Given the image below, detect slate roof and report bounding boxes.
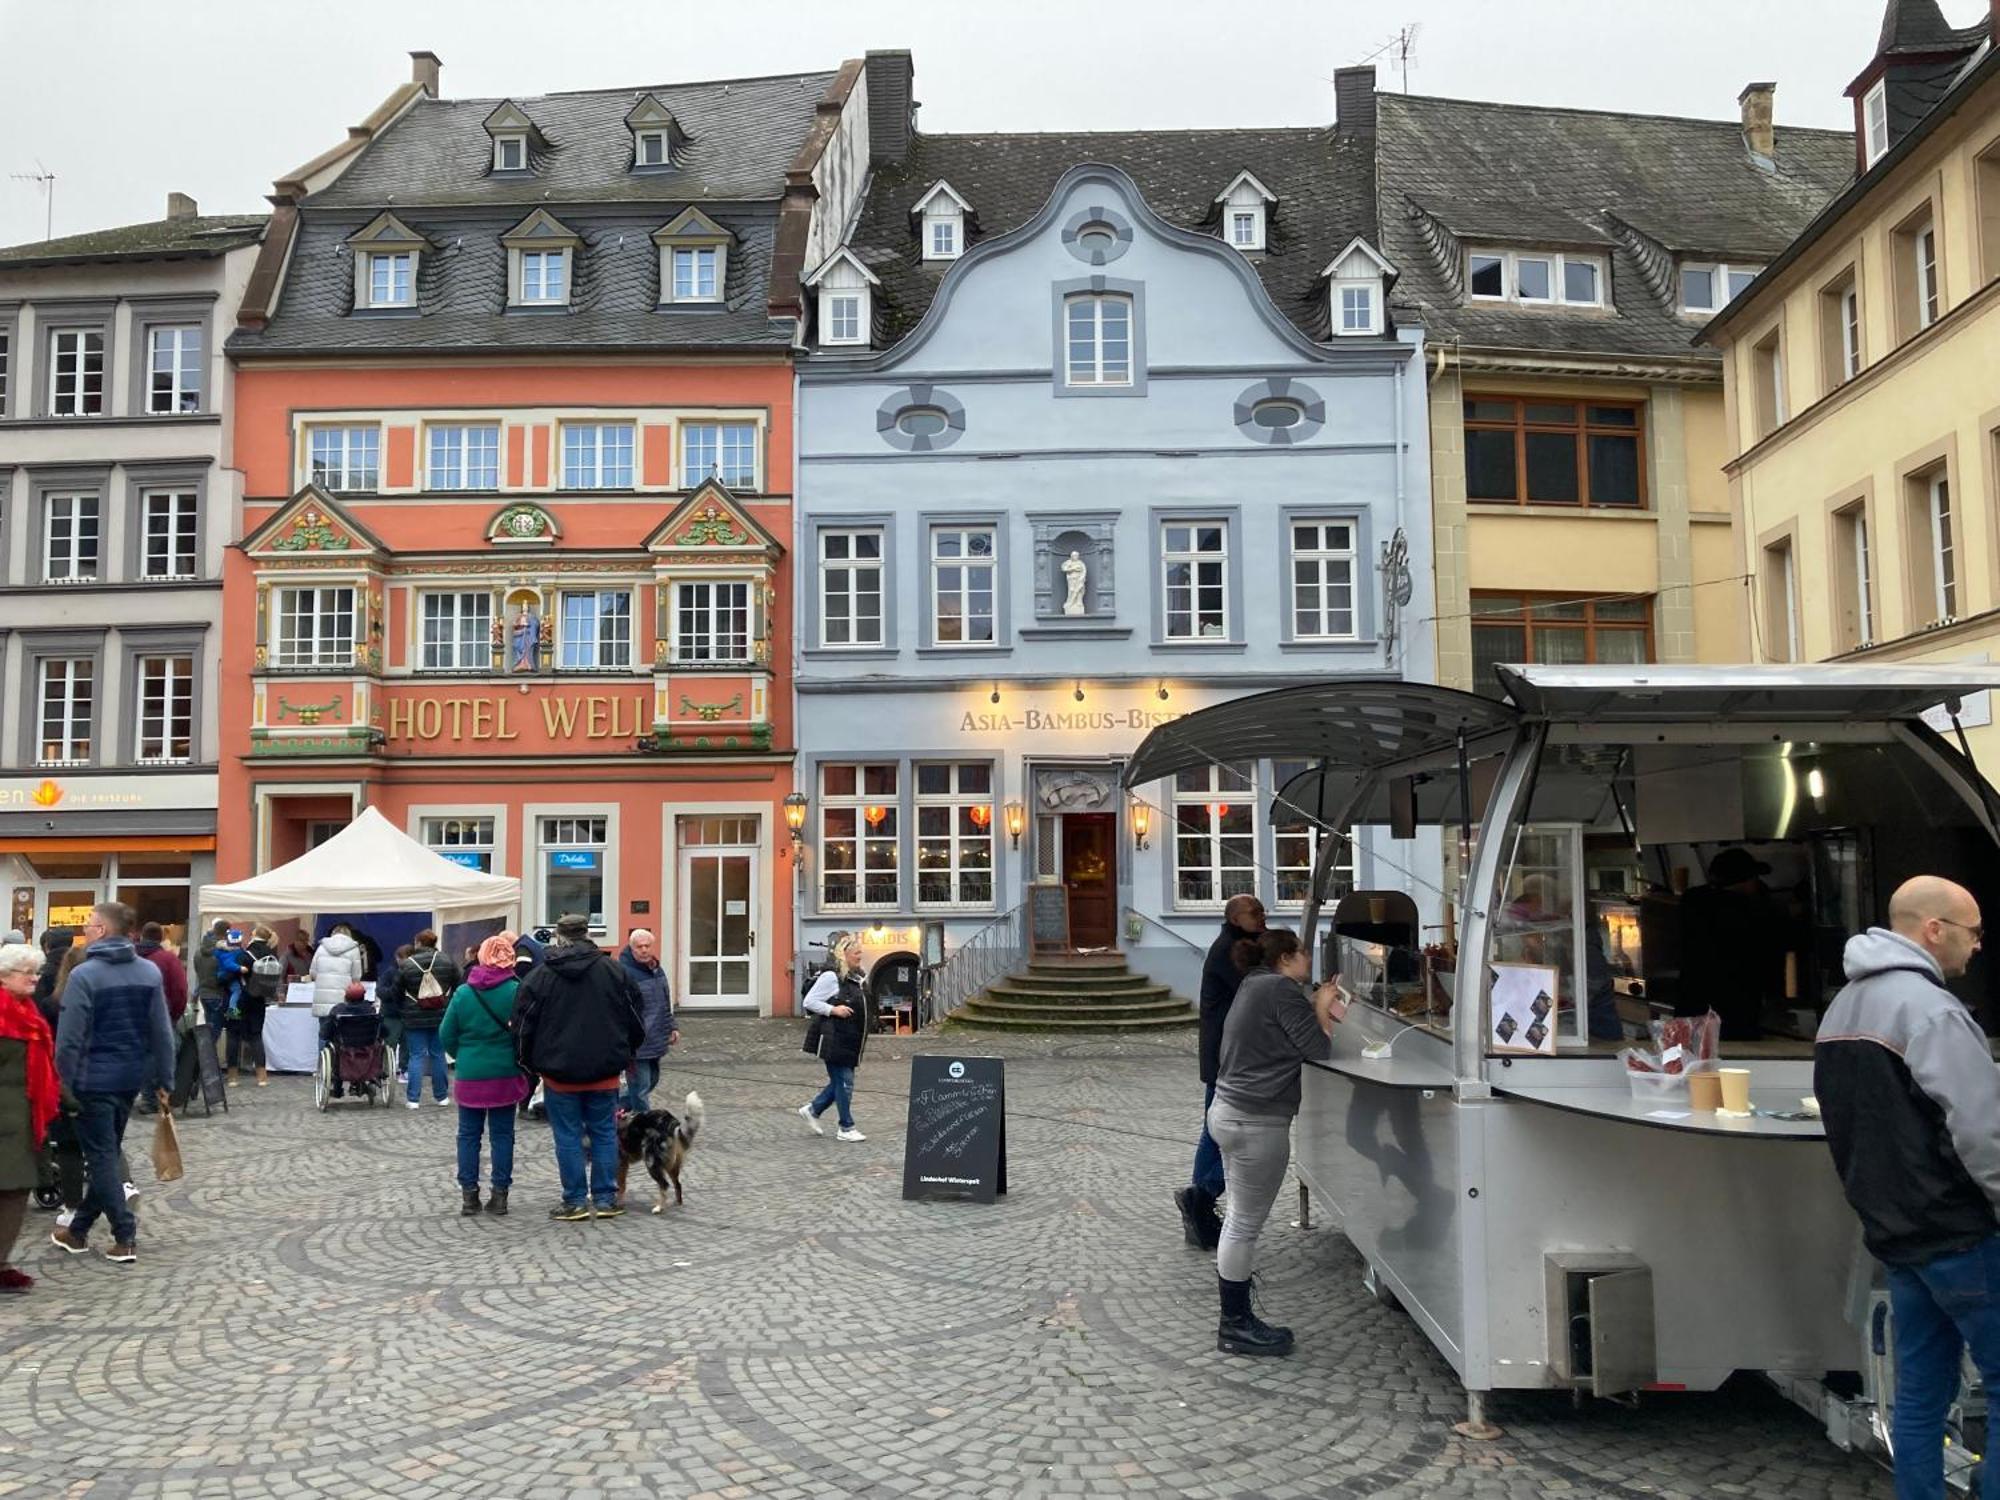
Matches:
[1372,93,1856,362]
[837,127,1375,345]
[309,70,839,209]
[1876,0,1989,56]
[233,69,839,356]
[0,213,266,269]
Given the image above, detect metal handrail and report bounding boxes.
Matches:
[924,901,1026,1023]
[1121,905,1208,955]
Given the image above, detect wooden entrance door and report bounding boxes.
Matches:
[1061,813,1117,950]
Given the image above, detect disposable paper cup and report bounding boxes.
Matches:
[1687,1071,1723,1111]
[1718,1068,1752,1113]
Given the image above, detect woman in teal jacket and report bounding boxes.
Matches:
[438,933,528,1217]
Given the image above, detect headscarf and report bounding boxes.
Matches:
[478,933,518,970]
[0,987,60,1149]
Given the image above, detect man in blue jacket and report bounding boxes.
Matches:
[617,928,678,1113]
[51,902,174,1264]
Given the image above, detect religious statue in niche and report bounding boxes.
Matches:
[1061,550,1088,616]
[509,603,541,672]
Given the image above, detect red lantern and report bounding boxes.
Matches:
[968,804,993,830]
[864,804,888,828]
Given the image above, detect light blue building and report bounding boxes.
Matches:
[791,111,1433,997]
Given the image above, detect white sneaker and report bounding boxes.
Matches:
[436,1095,451,1108]
[836,1126,867,1143]
[54,1209,75,1230]
[405,1100,420,1111]
[122,1182,139,1202]
[798,1104,824,1137]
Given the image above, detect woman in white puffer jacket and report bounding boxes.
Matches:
[308,926,369,1018]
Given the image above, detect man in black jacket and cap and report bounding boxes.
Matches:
[1177,893,1265,1249]
[515,914,644,1221]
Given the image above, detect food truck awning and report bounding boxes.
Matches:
[1495,663,2000,724]
[1123,679,1517,790]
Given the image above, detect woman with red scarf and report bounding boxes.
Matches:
[0,942,62,1291]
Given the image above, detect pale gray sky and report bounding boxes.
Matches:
[0,0,1949,246]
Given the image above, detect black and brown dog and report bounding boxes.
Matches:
[614,1091,704,1214]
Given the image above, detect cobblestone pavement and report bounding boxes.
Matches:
[2,1018,1891,1499]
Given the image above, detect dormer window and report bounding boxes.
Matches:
[1466,247,1606,308]
[624,93,683,173]
[1321,236,1394,338]
[1215,171,1277,254]
[636,131,669,167]
[653,208,733,306]
[1863,79,1889,167]
[501,209,581,309]
[493,134,527,173]
[346,212,430,315]
[1679,262,1763,316]
[913,181,972,264]
[805,248,880,350]
[483,101,545,177]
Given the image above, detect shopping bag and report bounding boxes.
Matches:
[151,1098,185,1183]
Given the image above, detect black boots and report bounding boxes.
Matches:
[1217,1276,1293,1356]
[461,1190,482,1217]
[1175,1187,1223,1250]
[485,1189,508,1217]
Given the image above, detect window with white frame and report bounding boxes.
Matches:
[1230,211,1261,249]
[915,761,994,907]
[1840,282,1862,382]
[824,291,863,345]
[1467,248,1606,307]
[366,252,414,309]
[819,762,899,908]
[273,585,356,668]
[634,129,670,168]
[43,492,99,583]
[146,325,202,413]
[135,654,193,764]
[930,525,996,645]
[140,490,197,579]
[422,815,497,872]
[36,658,93,765]
[1162,520,1228,640]
[427,424,500,490]
[419,591,493,671]
[1290,520,1358,640]
[1271,758,1357,906]
[1864,80,1889,167]
[671,246,720,302]
[1679,262,1763,315]
[674,580,751,663]
[48,328,104,415]
[1339,283,1377,335]
[0,330,10,411]
[493,134,527,173]
[819,528,884,647]
[557,590,632,670]
[518,249,568,305]
[561,423,634,489]
[308,426,380,491]
[680,422,756,489]
[540,816,607,929]
[1065,293,1133,386]
[1928,471,1957,621]
[1172,764,1256,907]
[926,215,960,260]
[1917,223,1941,329]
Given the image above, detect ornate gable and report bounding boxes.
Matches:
[645,480,782,558]
[485,502,563,546]
[242,486,387,559]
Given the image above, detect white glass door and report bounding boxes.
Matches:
[679,843,757,1009]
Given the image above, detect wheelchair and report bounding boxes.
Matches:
[315,1011,393,1111]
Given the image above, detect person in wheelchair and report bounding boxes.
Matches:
[319,984,384,1101]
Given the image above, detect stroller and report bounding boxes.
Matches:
[316,1004,392,1110]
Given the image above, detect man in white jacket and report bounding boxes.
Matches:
[308,927,369,1018]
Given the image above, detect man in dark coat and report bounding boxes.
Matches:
[617,928,678,1113]
[133,924,189,1117]
[1676,847,1784,1041]
[1178,893,1266,1249]
[516,915,644,1220]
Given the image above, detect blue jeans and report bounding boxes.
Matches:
[1886,1233,2000,1500]
[202,997,227,1040]
[809,1063,856,1129]
[543,1088,619,1207]
[623,1058,661,1114]
[69,1092,137,1246]
[456,1104,517,1192]
[1192,1081,1225,1198]
[404,1027,448,1103]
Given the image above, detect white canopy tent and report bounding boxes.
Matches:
[196,806,520,924]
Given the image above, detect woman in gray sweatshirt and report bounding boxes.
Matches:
[1207,927,1344,1356]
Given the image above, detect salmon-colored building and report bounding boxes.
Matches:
[220,52,887,1013]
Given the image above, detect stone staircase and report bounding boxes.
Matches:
[952,952,1198,1031]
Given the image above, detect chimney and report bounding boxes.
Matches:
[409,50,442,96]
[166,192,198,221]
[1336,66,1377,136]
[864,50,915,167]
[1739,81,1777,160]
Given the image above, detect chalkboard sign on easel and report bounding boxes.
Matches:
[1028,883,1070,955]
[191,1028,228,1116]
[901,1055,1006,1203]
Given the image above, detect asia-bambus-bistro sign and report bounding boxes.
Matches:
[384,689,653,746]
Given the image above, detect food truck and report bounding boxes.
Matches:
[1125,665,2000,1475]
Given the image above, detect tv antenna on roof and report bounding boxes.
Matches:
[9,162,54,241]
[1351,24,1421,94]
